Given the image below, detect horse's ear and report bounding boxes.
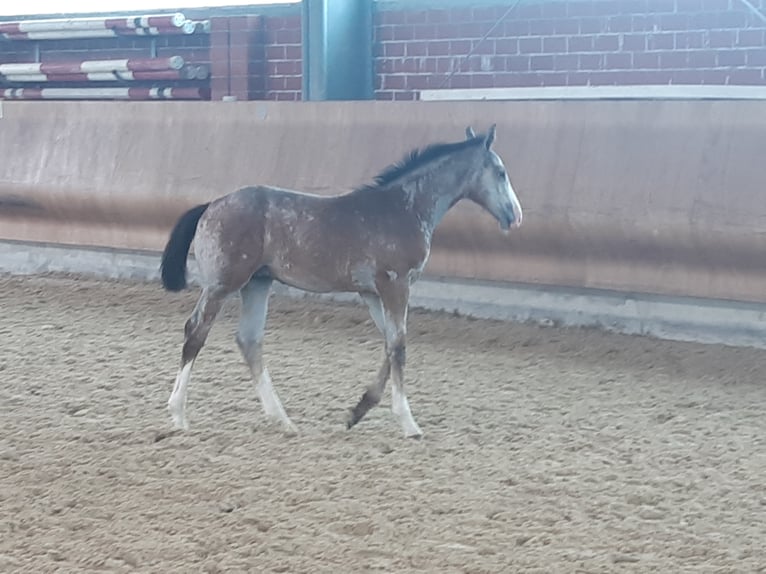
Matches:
[485,123,497,149]
[465,126,476,139]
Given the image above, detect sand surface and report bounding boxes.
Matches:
[1,274,765,573]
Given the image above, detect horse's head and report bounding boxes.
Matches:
[464,124,523,232]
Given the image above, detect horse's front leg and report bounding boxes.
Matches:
[346,293,391,429]
[347,284,423,438]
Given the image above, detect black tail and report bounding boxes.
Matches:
[160,203,210,292]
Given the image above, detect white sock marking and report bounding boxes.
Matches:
[168,362,193,430]
[392,385,423,438]
[257,368,296,432]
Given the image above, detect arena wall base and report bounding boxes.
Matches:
[2,240,765,351]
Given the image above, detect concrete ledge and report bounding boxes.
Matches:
[2,239,766,350]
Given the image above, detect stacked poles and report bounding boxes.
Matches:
[0,13,210,41]
[0,58,210,83]
[0,86,210,100]
[0,12,212,101]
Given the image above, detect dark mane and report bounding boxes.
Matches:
[356,135,485,192]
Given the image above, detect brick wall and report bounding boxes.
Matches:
[4,1,766,102]
[263,13,303,101]
[374,0,766,100]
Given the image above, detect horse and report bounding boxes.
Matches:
[159,124,522,439]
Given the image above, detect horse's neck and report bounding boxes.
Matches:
[408,169,467,238]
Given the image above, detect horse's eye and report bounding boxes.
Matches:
[497,168,506,179]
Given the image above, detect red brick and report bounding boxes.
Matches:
[470,73,495,88]
[516,3,543,19]
[646,0,675,12]
[275,92,298,101]
[621,34,646,51]
[659,12,689,31]
[436,23,460,38]
[210,77,229,99]
[594,34,620,51]
[726,68,764,85]
[275,60,300,75]
[426,10,450,24]
[648,33,674,51]
[716,10,748,29]
[737,29,765,47]
[506,55,531,71]
[542,36,567,53]
[709,30,735,49]
[384,75,405,90]
[450,39,472,54]
[553,19,579,35]
[459,22,485,37]
[378,11,405,26]
[538,71,568,86]
[276,28,301,44]
[505,20,530,37]
[405,75,431,90]
[449,7,472,24]
[284,76,301,90]
[210,43,230,64]
[529,19,556,36]
[630,14,653,32]
[633,52,659,68]
[718,50,746,67]
[394,91,417,101]
[405,10,428,25]
[671,69,705,84]
[607,15,633,33]
[444,74,470,88]
[568,35,594,52]
[413,24,437,40]
[496,38,518,54]
[675,0,703,11]
[701,0,729,8]
[384,42,405,57]
[578,53,603,70]
[266,45,285,60]
[688,50,717,68]
[473,40,497,56]
[554,53,579,70]
[264,17,285,32]
[746,49,766,66]
[567,1,594,17]
[674,31,704,50]
[376,26,394,42]
[566,72,590,85]
[579,17,606,34]
[375,91,394,100]
[659,50,688,68]
[229,58,249,76]
[393,25,414,41]
[700,69,729,84]
[472,6,506,21]
[530,54,555,70]
[406,41,428,57]
[688,12,717,30]
[285,45,302,60]
[541,2,568,18]
[268,76,286,91]
[519,37,542,53]
[427,41,450,56]
[606,52,632,69]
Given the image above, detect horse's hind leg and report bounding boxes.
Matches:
[168,287,226,430]
[236,278,296,432]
